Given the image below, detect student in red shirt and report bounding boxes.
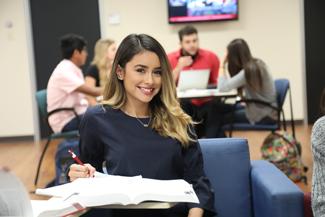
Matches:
[168,25,221,138]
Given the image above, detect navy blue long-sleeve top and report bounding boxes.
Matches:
[79,105,215,216]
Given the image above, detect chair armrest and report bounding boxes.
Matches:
[48,107,80,123]
[250,160,304,217]
[48,107,78,118]
[47,108,80,132]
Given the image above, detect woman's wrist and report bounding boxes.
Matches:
[219,65,226,76]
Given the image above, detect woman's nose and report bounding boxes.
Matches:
[144,73,154,84]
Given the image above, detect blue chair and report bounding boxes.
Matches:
[222,79,296,138]
[34,89,79,186]
[199,138,303,217]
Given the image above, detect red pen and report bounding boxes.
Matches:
[68,149,84,165]
[68,149,96,178]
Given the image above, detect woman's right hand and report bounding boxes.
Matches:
[68,163,96,182]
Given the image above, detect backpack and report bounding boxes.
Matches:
[54,139,80,186]
[261,131,308,184]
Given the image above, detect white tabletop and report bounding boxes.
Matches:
[177,89,237,99]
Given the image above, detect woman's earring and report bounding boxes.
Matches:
[117,65,123,80]
[117,73,123,80]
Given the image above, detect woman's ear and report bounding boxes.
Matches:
[116,65,124,80]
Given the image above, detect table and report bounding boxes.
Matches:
[177,89,237,99]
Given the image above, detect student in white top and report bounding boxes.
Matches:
[47,34,102,133]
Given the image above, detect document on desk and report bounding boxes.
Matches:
[177,88,237,99]
[36,175,199,209]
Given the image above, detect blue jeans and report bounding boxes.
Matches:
[227,108,276,125]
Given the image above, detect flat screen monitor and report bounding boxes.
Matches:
[168,0,238,24]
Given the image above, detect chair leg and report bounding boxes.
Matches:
[34,138,52,186]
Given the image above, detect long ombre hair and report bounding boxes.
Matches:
[91,38,115,87]
[102,34,195,147]
[227,38,264,91]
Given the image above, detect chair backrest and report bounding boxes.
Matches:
[199,138,253,217]
[35,89,48,119]
[274,79,289,109]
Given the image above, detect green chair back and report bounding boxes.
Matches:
[35,89,48,120]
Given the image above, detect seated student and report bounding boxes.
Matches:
[168,25,220,138]
[217,38,277,134]
[68,34,215,217]
[47,34,102,133]
[311,88,325,217]
[85,38,117,105]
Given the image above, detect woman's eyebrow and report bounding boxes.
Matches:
[134,64,148,68]
[134,64,162,70]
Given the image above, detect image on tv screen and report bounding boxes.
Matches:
[168,0,238,23]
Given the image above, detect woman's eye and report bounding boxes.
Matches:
[136,68,145,73]
[153,70,162,76]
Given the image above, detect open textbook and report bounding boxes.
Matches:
[34,175,199,216]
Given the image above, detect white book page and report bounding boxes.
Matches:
[31,197,84,217]
[70,175,142,206]
[36,174,139,197]
[133,178,199,204]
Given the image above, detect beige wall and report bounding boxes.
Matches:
[0,0,305,137]
[0,0,34,137]
[99,0,305,120]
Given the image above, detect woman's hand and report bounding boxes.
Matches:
[68,163,96,182]
[188,207,204,217]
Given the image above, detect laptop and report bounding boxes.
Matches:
[177,69,210,91]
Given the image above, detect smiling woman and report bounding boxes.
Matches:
[68,34,216,217]
[116,51,162,106]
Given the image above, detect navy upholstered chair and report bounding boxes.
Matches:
[222,79,296,138]
[199,138,303,217]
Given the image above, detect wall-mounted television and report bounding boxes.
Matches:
[168,0,238,24]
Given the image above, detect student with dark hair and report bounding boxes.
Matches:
[218,38,277,128]
[68,34,215,217]
[47,34,102,133]
[311,87,325,217]
[168,25,221,138]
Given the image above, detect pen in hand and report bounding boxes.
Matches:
[68,149,84,165]
[68,149,95,178]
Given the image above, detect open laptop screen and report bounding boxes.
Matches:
[177,69,210,91]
